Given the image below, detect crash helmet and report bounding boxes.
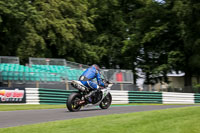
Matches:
[92,64,100,71]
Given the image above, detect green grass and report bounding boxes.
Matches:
[0,104,66,111]
[0,106,200,133]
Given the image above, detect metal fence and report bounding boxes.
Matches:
[0,57,134,89]
[0,69,135,90]
[29,57,89,69]
[0,56,19,64]
[66,60,89,69]
[0,70,133,83]
[28,57,133,83]
[139,84,200,93]
[1,81,137,91]
[102,69,133,83]
[29,57,66,66]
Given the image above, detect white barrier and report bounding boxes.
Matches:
[24,88,197,105]
[162,92,194,104]
[24,89,129,105]
[111,90,129,104]
[25,88,39,104]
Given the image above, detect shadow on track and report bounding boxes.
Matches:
[65,107,103,112]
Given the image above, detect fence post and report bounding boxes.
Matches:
[66,81,69,90]
[8,81,12,87]
[36,81,39,88]
[150,84,153,91]
[120,83,124,91]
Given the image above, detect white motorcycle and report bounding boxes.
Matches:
[66,79,113,112]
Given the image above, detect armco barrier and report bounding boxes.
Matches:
[195,93,200,103]
[39,88,76,104]
[24,88,200,105]
[25,88,129,104]
[26,88,39,104]
[128,91,162,104]
[111,90,129,104]
[38,89,129,104]
[162,92,194,104]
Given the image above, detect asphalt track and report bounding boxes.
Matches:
[0,105,197,128]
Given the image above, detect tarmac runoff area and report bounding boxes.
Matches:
[0,105,198,128]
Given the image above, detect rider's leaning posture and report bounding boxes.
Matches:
[79,64,107,102]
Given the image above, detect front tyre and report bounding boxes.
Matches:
[67,93,82,112]
[99,93,112,109]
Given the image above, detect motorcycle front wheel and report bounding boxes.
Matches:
[67,93,82,112]
[99,93,112,109]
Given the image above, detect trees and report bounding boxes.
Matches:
[0,0,98,64]
[84,0,128,68]
[1,0,200,91]
[20,0,100,64]
[122,0,200,92]
[171,0,200,90]
[122,0,173,85]
[0,0,37,57]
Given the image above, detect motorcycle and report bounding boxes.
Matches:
[66,79,113,112]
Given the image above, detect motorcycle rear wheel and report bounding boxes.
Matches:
[99,93,112,109]
[67,93,82,112]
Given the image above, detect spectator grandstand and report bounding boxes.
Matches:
[0,56,134,90]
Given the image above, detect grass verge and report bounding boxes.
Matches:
[0,104,162,111]
[0,104,66,111]
[0,106,200,133]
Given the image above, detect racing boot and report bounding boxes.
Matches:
[85,90,96,103]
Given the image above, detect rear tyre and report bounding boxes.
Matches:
[67,93,82,112]
[99,93,112,109]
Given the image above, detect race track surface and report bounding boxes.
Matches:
[0,105,197,128]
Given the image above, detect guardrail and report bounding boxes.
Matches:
[25,88,129,104]
[128,91,162,103]
[24,88,200,105]
[111,90,129,104]
[162,92,194,104]
[26,88,39,104]
[195,93,200,103]
[39,88,76,104]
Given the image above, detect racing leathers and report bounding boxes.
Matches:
[79,65,105,90]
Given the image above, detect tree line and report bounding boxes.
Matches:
[0,0,200,91]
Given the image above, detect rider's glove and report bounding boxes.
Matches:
[99,86,104,90]
[104,83,108,88]
[99,83,108,89]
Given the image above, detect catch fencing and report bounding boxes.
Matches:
[29,57,66,66]
[0,56,19,64]
[102,69,133,84]
[29,57,134,83]
[66,60,89,69]
[0,57,134,85]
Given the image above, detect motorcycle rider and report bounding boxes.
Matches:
[79,64,107,102]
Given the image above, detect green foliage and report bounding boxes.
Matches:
[0,104,65,111]
[121,0,200,88]
[193,83,200,93]
[1,0,200,89]
[0,0,97,64]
